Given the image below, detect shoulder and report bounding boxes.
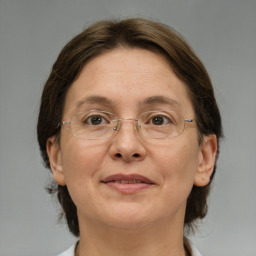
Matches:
[57,243,76,256]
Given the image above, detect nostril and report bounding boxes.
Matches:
[115,153,122,158]
[114,153,140,159]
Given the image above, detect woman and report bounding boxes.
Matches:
[37,18,222,256]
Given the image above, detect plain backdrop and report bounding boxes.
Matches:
[0,0,255,255]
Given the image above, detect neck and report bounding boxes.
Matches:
[77,215,187,256]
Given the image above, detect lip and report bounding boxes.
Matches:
[101,174,155,194]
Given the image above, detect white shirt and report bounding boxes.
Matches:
[57,239,202,256]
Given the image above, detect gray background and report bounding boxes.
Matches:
[0,0,255,255]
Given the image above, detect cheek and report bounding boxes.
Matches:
[59,140,110,214]
[60,140,107,187]
[144,139,200,218]
[149,139,199,187]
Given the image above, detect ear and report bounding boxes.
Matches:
[46,136,66,186]
[194,134,218,187]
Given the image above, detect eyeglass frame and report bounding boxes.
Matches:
[57,110,196,140]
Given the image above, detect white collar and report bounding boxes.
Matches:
[57,239,202,256]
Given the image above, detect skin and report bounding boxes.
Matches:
[47,48,217,256]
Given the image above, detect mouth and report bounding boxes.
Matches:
[101,174,155,194]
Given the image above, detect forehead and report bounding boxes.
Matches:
[63,48,194,117]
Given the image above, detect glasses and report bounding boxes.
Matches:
[57,110,195,140]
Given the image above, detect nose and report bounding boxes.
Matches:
[109,120,147,162]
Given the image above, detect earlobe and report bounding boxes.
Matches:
[194,134,218,187]
[46,136,66,186]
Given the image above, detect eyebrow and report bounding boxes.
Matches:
[76,96,113,109]
[75,95,179,109]
[142,96,179,107]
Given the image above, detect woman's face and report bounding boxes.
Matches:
[48,48,216,230]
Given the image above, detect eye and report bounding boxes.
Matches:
[150,115,172,125]
[140,111,177,126]
[83,114,109,126]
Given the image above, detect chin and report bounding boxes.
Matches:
[98,205,157,229]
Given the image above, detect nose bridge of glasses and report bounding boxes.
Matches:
[113,118,139,132]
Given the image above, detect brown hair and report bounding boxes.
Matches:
[37,18,222,236]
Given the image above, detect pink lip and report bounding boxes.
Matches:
[101,174,155,194]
